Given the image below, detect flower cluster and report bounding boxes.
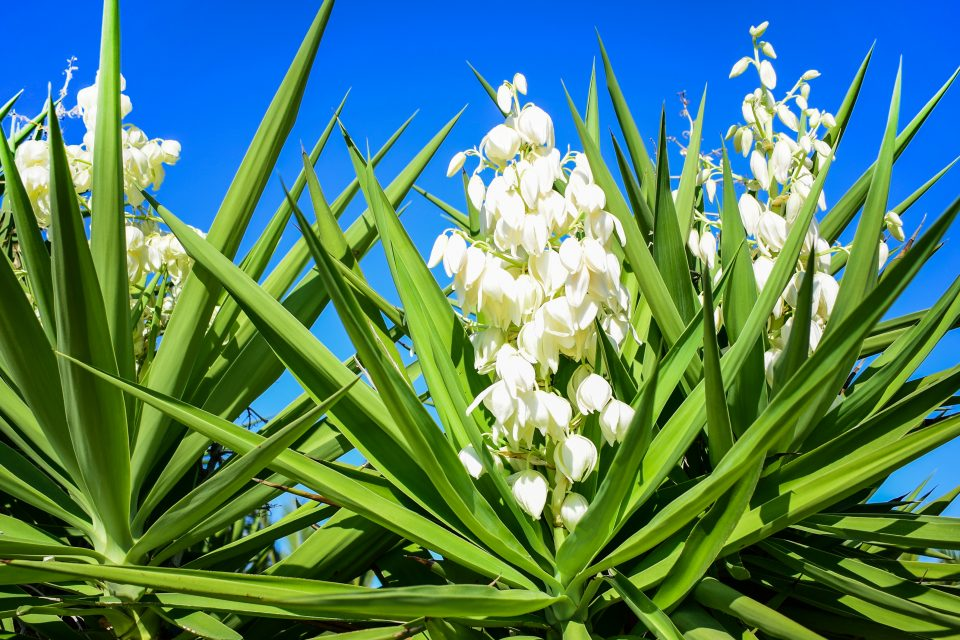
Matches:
[429,75,633,530]
[8,67,196,362]
[13,73,181,226]
[690,21,906,384]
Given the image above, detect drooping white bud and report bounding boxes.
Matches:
[759,60,777,90]
[482,124,522,165]
[729,57,753,78]
[699,231,718,269]
[770,139,793,184]
[599,398,635,445]
[749,21,769,38]
[513,73,528,95]
[738,193,763,236]
[760,41,777,59]
[446,151,466,177]
[427,233,448,268]
[497,83,513,114]
[884,211,905,242]
[801,70,821,81]
[576,373,612,414]
[509,470,548,519]
[560,492,590,531]
[516,105,555,150]
[554,434,598,482]
[750,149,770,187]
[458,444,485,479]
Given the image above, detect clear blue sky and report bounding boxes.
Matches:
[5,1,959,512]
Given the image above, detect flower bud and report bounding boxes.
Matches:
[758,211,789,252]
[770,139,793,184]
[442,233,467,277]
[513,72,528,95]
[802,69,821,81]
[729,57,753,78]
[576,373,612,414]
[599,398,635,445]
[516,105,555,150]
[160,139,181,164]
[759,60,777,90]
[446,151,466,177]
[509,470,548,519]
[482,124,522,165]
[738,193,763,236]
[560,492,589,531]
[760,41,777,59]
[427,233,448,269]
[496,83,513,114]
[554,434,598,482]
[458,444,485,479]
[699,231,717,269]
[884,211,905,242]
[750,149,770,187]
[749,21,769,38]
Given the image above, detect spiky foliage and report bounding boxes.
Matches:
[1,2,959,639]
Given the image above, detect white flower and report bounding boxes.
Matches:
[750,149,770,187]
[758,212,789,252]
[513,72,528,95]
[738,193,763,236]
[749,21,769,37]
[427,233,448,268]
[599,398,635,445]
[446,151,466,177]
[554,434,598,482]
[495,344,536,398]
[160,139,181,164]
[688,229,718,269]
[497,83,513,114]
[458,444,485,479]
[759,60,777,89]
[576,373,612,414]
[441,233,467,277]
[482,124,522,165]
[764,348,782,386]
[878,240,890,269]
[470,328,505,372]
[770,139,793,184]
[509,470,548,519]
[560,492,589,531]
[884,211,905,242]
[516,105,555,150]
[729,57,753,78]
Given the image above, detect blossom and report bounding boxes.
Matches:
[509,470,548,520]
[554,434,598,482]
[458,444,485,479]
[560,493,589,531]
[576,373,612,414]
[600,399,635,445]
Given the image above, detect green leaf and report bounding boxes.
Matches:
[608,570,685,640]
[820,65,958,242]
[597,32,656,205]
[46,97,131,555]
[0,134,53,339]
[89,0,134,388]
[156,608,241,640]
[7,560,559,619]
[131,0,335,492]
[693,578,825,640]
[701,273,733,467]
[674,87,706,234]
[123,376,358,560]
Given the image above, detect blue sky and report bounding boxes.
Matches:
[5,1,959,512]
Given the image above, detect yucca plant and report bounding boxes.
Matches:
[2,2,959,639]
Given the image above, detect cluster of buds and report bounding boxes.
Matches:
[429,75,633,530]
[13,73,180,226]
[686,21,907,384]
[8,66,197,363]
